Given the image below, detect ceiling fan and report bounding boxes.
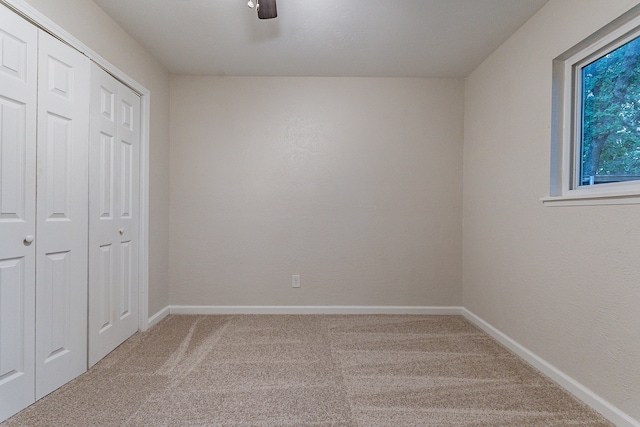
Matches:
[247,0,277,19]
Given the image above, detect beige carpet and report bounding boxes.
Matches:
[3,315,612,426]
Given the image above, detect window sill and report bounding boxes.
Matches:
[541,193,640,207]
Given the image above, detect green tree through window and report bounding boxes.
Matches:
[581,36,640,185]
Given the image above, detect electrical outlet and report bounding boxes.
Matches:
[292,275,300,288]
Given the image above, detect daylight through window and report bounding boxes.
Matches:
[579,36,640,187]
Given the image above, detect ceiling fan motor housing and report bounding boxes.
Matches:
[258,0,277,19]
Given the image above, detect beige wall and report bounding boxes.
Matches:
[23,0,171,315]
[169,76,463,306]
[463,0,640,419]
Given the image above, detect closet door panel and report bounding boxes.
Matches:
[116,80,139,330]
[35,30,89,400]
[89,63,139,367]
[89,65,118,365]
[0,6,37,422]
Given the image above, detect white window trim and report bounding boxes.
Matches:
[544,5,640,207]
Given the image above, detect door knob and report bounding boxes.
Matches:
[119,228,124,235]
[24,235,34,245]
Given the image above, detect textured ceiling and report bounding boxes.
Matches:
[92,0,549,78]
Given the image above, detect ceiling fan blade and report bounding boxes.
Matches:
[258,0,277,19]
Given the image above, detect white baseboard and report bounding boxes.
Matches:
[169,305,463,315]
[462,308,640,427]
[147,306,170,328]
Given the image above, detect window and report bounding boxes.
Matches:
[579,37,640,187]
[546,6,640,205]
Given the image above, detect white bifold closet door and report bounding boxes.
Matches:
[0,7,38,420]
[0,8,90,419]
[1,4,142,421]
[35,30,90,399]
[88,63,140,367]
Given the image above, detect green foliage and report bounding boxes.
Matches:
[581,36,640,183]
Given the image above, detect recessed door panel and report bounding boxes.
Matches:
[45,113,71,219]
[0,98,26,220]
[47,56,72,100]
[0,29,28,82]
[0,257,26,382]
[119,240,131,319]
[100,132,114,218]
[41,251,71,363]
[120,140,132,218]
[99,244,113,332]
[121,99,133,130]
[0,5,37,422]
[100,86,114,121]
[35,30,89,400]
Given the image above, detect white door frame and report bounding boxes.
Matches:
[1,0,151,332]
